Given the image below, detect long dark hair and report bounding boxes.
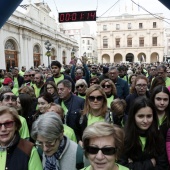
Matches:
[150,85,170,126]
[124,96,161,159]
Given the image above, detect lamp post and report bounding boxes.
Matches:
[44,40,52,67]
[71,47,75,58]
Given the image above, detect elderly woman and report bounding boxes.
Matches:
[75,79,88,99]
[31,112,84,170]
[81,122,129,170]
[100,79,117,108]
[0,106,42,170]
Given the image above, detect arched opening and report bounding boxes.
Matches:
[102,54,110,63]
[126,53,134,62]
[151,52,159,63]
[114,53,122,63]
[33,45,41,67]
[5,39,18,71]
[137,53,146,62]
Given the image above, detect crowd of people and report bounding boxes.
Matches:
[0,59,170,170]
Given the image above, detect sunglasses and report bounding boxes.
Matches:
[92,67,97,70]
[102,85,111,88]
[0,121,15,129]
[24,75,31,77]
[30,74,35,77]
[85,146,117,155]
[88,95,103,102]
[2,95,17,102]
[76,85,84,89]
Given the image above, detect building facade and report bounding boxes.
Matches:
[0,2,78,70]
[60,22,97,63]
[97,13,165,64]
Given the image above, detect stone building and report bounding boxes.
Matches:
[97,13,164,64]
[0,2,78,70]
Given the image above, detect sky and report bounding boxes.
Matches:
[19,0,170,34]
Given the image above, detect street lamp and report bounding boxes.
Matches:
[44,40,52,67]
[71,47,75,58]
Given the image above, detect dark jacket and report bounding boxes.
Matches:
[118,136,169,170]
[46,74,75,92]
[4,133,34,170]
[55,93,85,137]
[125,91,150,115]
[114,77,129,99]
[13,75,24,87]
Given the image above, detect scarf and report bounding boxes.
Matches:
[44,136,66,170]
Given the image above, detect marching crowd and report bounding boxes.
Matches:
[1,58,170,170]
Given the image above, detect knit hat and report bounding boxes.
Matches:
[3,78,13,85]
[103,66,109,74]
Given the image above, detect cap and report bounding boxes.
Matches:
[3,78,13,85]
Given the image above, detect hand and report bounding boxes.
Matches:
[78,140,83,147]
[128,158,133,163]
[151,158,156,167]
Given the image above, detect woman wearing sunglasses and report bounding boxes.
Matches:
[118,97,168,170]
[77,85,110,145]
[0,106,42,170]
[100,79,117,108]
[75,79,88,99]
[81,122,129,170]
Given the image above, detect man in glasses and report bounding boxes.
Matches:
[55,79,84,138]
[0,90,30,140]
[29,69,36,86]
[108,66,129,99]
[23,71,31,86]
[70,57,90,85]
[90,64,101,78]
[11,67,24,96]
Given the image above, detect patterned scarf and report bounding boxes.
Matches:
[44,136,66,170]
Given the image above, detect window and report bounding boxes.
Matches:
[87,40,90,45]
[82,40,85,44]
[153,22,156,28]
[152,37,157,46]
[116,38,120,47]
[103,37,108,48]
[127,38,132,47]
[103,25,107,31]
[116,24,120,30]
[168,39,170,43]
[139,37,144,47]
[128,23,131,29]
[139,23,143,29]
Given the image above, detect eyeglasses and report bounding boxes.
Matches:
[47,86,54,90]
[92,67,97,70]
[135,84,147,88]
[90,81,97,84]
[35,139,57,148]
[88,95,104,102]
[0,121,15,129]
[76,84,84,89]
[30,74,35,77]
[2,95,17,102]
[24,75,30,77]
[85,146,117,155]
[102,84,111,88]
